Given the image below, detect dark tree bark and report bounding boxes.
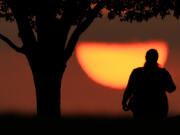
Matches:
[30,10,68,117]
[26,52,66,117]
[0,0,105,118]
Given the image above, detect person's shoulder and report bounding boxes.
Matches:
[158,67,168,73]
[133,67,144,71]
[129,67,142,77]
[157,67,170,76]
[132,67,144,73]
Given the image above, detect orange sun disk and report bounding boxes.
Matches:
[75,41,168,90]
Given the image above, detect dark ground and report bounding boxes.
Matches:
[0,114,179,133]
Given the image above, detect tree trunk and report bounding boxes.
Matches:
[22,8,68,117]
[26,52,66,118]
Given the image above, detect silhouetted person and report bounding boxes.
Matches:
[122,49,176,120]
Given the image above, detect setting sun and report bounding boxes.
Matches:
[75,41,168,90]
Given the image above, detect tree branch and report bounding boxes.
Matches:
[0,33,24,53]
[64,1,106,63]
[8,1,37,53]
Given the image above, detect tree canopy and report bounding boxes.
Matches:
[0,0,179,61]
[0,0,180,24]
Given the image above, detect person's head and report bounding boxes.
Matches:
[145,49,159,65]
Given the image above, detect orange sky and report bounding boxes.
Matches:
[76,41,168,89]
[0,16,180,117]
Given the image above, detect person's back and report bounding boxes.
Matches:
[122,49,176,120]
[130,66,174,119]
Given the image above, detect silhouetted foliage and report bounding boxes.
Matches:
[0,0,179,117]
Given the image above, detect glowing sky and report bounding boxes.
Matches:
[76,41,168,89]
[0,16,180,117]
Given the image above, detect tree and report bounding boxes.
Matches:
[0,0,179,117]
